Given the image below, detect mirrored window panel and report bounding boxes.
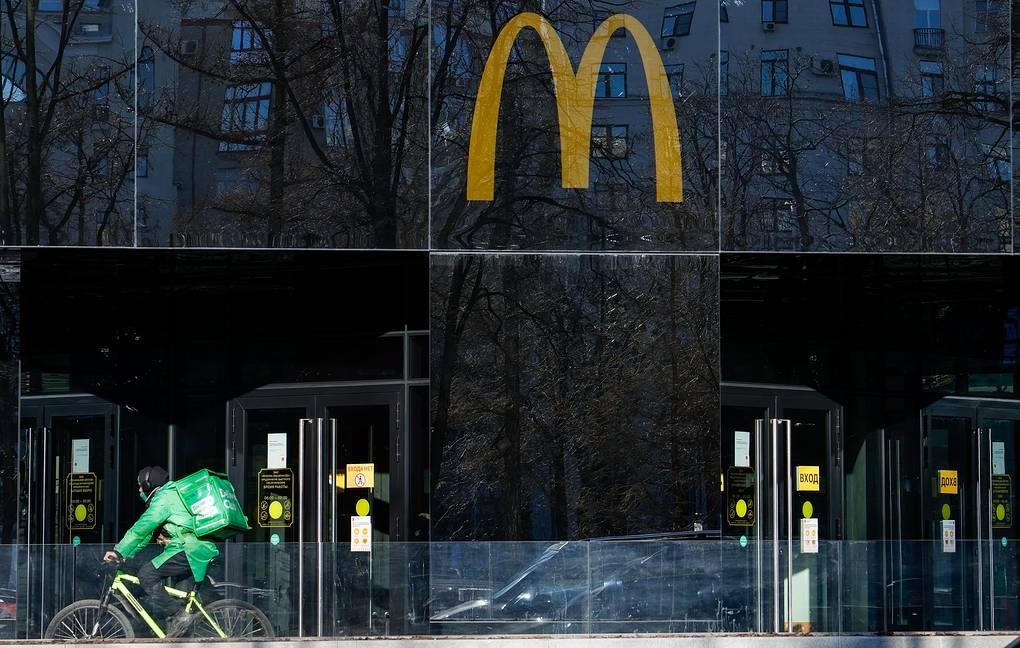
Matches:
[431,1,718,251]
[138,0,428,248]
[720,0,1010,252]
[431,253,720,540]
[4,2,135,245]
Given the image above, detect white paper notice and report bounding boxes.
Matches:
[734,431,751,468]
[941,520,956,553]
[267,433,287,469]
[993,442,1006,475]
[71,439,89,473]
[351,516,372,552]
[800,518,819,554]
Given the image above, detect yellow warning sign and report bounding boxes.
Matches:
[346,464,375,489]
[939,470,959,495]
[796,466,820,492]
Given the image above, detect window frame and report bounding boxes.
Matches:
[830,0,868,27]
[837,54,880,102]
[919,60,944,97]
[661,3,697,38]
[760,49,789,97]
[219,81,273,151]
[591,124,629,160]
[594,63,627,99]
[761,0,788,24]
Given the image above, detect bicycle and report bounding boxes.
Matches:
[44,562,274,640]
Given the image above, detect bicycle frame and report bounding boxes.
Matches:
[105,571,226,639]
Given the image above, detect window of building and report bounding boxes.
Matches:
[661,3,696,37]
[983,144,1009,181]
[387,0,405,17]
[1,57,26,103]
[231,21,269,64]
[830,0,867,26]
[219,81,272,151]
[324,98,352,148]
[595,63,626,98]
[760,49,789,97]
[975,0,993,32]
[923,138,950,166]
[762,0,788,23]
[720,2,728,22]
[80,23,102,34]
[919,60,943,97]
[974,64,997,111]
[719,50,729,95]
[138,46,155,110]
[719,139,728,176]
[914,0,941,28]
[838,54,879,102]
[94,64,110,105]
[592,125,628,159]
[759,198,796,234]
[37,0,62,10]
[760,150,788,175]
[135,153,148,178]
[665,63,684,98]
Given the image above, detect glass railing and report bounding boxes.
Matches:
[1,540,1017,639]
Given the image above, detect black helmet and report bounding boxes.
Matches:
[137,466,169,497]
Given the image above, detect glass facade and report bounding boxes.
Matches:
[0,0,1017,640]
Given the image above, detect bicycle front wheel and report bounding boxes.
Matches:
[45,599,135,640]
[191,599,274,638]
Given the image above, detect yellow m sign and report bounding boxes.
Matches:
[467,12,683,203]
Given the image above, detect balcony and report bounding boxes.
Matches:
[913,28,945,50]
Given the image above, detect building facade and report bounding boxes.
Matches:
[0,0,1016,639]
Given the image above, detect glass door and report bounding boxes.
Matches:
[721,385,842,634]
[979,405,1020,630]
[226,384,404,637]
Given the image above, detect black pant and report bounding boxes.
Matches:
[137,552,192,619]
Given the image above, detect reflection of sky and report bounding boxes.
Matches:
[2,77,25,103]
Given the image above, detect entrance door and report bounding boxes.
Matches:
[920,398,1020,631]
[226,384,402,637]
[721,385,843,633]
[18,396,118,638]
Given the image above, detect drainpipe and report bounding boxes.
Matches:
[869,0,892,100]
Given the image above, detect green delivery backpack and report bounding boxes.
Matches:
[171,469,251,541]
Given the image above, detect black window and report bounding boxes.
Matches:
[665,64,684,98]
[830,0,867,26]
[719,50,729,96]
[661,3,696,37]
[720,2,729,22]
[762,0,788,23]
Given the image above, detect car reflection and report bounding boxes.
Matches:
[428,532,751,634]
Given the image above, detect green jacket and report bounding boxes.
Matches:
[113,481,219,582]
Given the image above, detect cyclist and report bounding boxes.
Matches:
[103,466,219,637]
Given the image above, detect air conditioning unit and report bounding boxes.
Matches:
[310,114,324,129]
[816,58,836,75]
[661,36,677,51]
[180,40,198,56]
[762,21,776,31]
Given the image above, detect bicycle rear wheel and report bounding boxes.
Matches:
[45,599,135,640]
[191,599,274,638]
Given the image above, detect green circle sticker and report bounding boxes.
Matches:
[356,499,371,516]
[735,499,748,518]
[71,536,80,546]
[739,535,748,548]
[802,501,814,519]
[941,504,951,521]
[996,504,1006,521]
[1002,537,1009,548]
[270,533,281,546]
[268,500,284,519]
[74,504,88,522]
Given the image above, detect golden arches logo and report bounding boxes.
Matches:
[467,12,683,203]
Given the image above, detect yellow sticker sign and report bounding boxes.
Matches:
[939,470,959,495]
[467,12,683,203]
[796,466,820,492]
[346,463,375,489]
